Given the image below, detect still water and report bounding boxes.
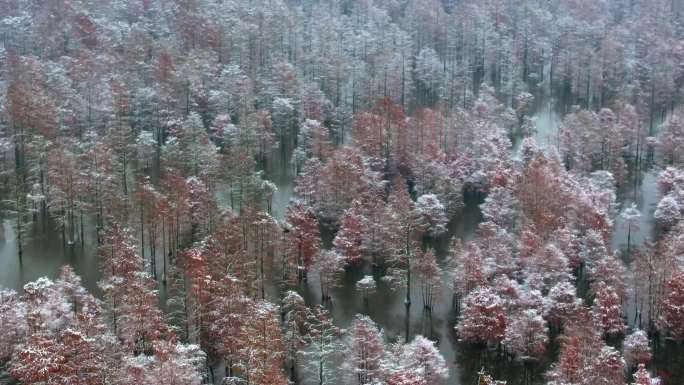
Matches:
[0,98,681,384]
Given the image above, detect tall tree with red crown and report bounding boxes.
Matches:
[659,271,684,340]
[347,315,385,385]
[384,176,421,340]
[333,200,366,265]
[457,287,506,345]
[285,201,322,282]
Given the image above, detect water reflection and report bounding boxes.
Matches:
[613,169,660,256]
[0,217,100,294]
[293,190,483,384]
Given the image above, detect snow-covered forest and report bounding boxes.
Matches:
[0,0,683,384]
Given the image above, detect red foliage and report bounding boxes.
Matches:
[549,336,583,384]
[348,315,385,384]
[386,372,428,385]
[353,97,407,172]
[592,281,626,337]
[333,201,365,265]
[633,364,662,385]
[12,329,103,385]
[659,271,684,340]
[98,224,169,350]
[237,301,287,385]
[285,201,322,278]
[72,13,98,49]
[457,287,506,344]
[157,51,175,84]
[518,153,566,237]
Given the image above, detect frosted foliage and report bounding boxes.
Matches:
[415,194,448,236]
[623,329,651,367]
[0,289,26,361]
[654,194,681,227]
[503,309,548,359]
[388,336,448,385]
[457,287,506,343]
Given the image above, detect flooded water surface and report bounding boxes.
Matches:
[0,100,680,385]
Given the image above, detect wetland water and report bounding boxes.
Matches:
[0,99,681,385]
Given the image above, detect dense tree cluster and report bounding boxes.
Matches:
[1,0,683,384]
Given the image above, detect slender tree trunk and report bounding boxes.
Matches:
[405,227,411,341]
[140,204,145,261]
[162,218,167,284]
[318,355,323,385]
[80,210,84,247]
